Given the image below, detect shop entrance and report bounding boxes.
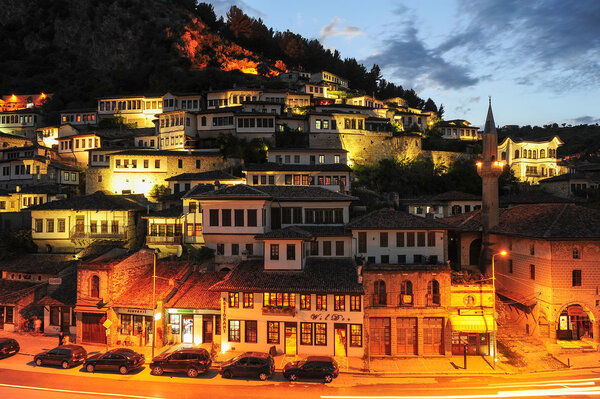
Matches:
[334,324,347,357]
[203,317,213,343]
[451,332,490,355]
[557,305,593,340]
[82,313,106,344]
[369,317,391,356]
[182,315,194,344]
[285,323,297,355]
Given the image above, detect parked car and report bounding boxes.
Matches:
[150,348,211,378]
[34,344,87,369]
[0,338,19,358]
[220,352,274,381]
[283,356,339,383]
[84,348,145,374]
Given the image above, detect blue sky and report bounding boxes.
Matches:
[209,0,600,128]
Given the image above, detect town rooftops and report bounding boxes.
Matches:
[0,254,76,275]
[182,184,217,198]
[0,280,45,304]
[405,191,481,204]
[141,205,183,219]
[165,170,239,182]
[444,203,600,239]
[166,270,227,310]
[499,192,580,206]
[243,162,351,172]
[255,225,350,240]
[364,263,451,273]
[209,258,363,295]
[268,148,348,153]
[109,149,222,157]
[14,184,63,195]
[188,184,357,201]
[539,172,600,184]
[37,267,77,307]
[28,191,146,212]
[346,208,448,230]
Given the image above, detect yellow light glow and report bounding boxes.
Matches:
[194,338,201,345]
[154,312,162,321]
[221,342,231,354]
[476,162,482,167]
[499,162,504,168]
[9,94,17,102]
[499,250,508,256]
[40,93,47,100]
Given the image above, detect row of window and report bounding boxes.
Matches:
[275,154,341,164]
[114,159,200,170]
[366,254,439,265]
[99,99,161,112]
[227,292,361,312]
[269,243,296,260]
[216,243,253,256]
[343,118,364,130]
[6,151,34,159]
[509,148,557,159]
[150,224,183,237]
[358,231,437,252]
[314,119,337,130]
[209,209,260,227]
[49,306,76,327]
[308,240,346,257]
[284,175,347,187]
[61,113,96,124]
[237,117,275,129]
[373,279,441,306]
[160,135,186,147]
[34,218,67,233]
[0,114,37,125]
[159,115,190,128]
[306,85,325,94]
[91,154,110,163]
[60,137,99,151]
[164,98,200,110]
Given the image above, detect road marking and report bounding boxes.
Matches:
[0,383,166,399]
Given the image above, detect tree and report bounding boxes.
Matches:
[423,98,438,113]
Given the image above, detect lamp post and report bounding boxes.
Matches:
[491,250,508,370]
[151,250,157,360]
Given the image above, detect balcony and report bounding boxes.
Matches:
[262,306,296,316]
[146,235,182,245]
[70,225,127,240]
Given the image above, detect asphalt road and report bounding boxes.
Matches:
[1,353,600,399]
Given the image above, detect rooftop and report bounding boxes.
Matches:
[165,170,240,182]
[166,270,227,310]
[0,254,76,275]
[346,208,448,230]
[110,149,222,157]
[28,191,146,212]
[188,184,357,201]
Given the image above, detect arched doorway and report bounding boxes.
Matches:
[469,239,481,266]
[557,304,594,341]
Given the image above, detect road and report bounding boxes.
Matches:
[1,354,600,399]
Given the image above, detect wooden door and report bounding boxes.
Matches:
[423,317,444,355]
[369,317,390,356]
[396,317,417,355]
[82,313,106,344]
[202,317,213,343]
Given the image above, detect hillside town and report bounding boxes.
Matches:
[0,64,598,397]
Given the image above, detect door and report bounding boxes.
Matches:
[396,318,417,355]
[423,317,444,355]
[467,334,478,355]
[334,324,347,357]
[75,216,84,234]
[182,316,194,344]
[61,307,70,332]
[82,313,106,344]
[271,208,281,230]
[202,317,213,343]
[285,323,297,355]
[369,317,391,355]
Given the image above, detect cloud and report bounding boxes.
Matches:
[361,24,479,90]
[210,0,266,19]
[571,116,600,125]
[320,17,365,41]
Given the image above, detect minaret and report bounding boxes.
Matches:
[477,98,503,273]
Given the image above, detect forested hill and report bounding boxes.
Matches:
[0,1,440,120]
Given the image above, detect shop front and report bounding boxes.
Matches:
[115,308,154,346]
[166,308,220,346]
[556,305,593,341]
[450,314,494,356]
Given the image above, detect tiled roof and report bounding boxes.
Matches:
[539,173,600,184]
[37,267,77,306]
[0,280,45,304]
[346,208,448,230]
[165,170,239,182]
[255,225,350,239]
[141,205,183,219]
[268,148,348,153]
[0,254,76,274]
[166,271,227,310]
[28,191,146,211]
[499,192,580,206]
[292,225,351,237]
[429,191,481,201]
[364,264,451,272]
[243,162,351,172]
[255,226,314,240]
[444,203,600,239]
[189,184,357,201]
[14,184,63,195]
[209,258,363,294]
[112,261,193,308]
[181,184,219,198]
[110,149,222,157]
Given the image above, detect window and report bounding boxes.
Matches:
[58,219,66,233]
[300,323,312,345]
[396,232,405,247]
[34,219,43,233]
[350,295,361,311]
[530,244,535,255]
[209,210,219,226]
[427,232,436,247]
[222,209,231,226]
[380,232,388,247]
[196,160,201,169]
[46,219,54,233]
[417,232,426,247]
[508,259,513,274]
[188,202,197,214]
[323,241,332,256]
[374,280,386,306]
[234,209,244,226]
[286,244,295,260]
[530,264,535,280]
[229,292,239,308]
[247,210,257,226]
[427,280,440,306]
[244,320,257,343]
[315,323,327,345]
[263,292,295,308]
[228,320,240,342]
[573,248,580,259]
[155,160,160,168]
[381,255,389,264]
[243,293,253,308]
[335,241,344,256]
[90,275,100,298]
[178,159,183,168]
[267,321,280,344]
[316,295,327,311]
[231,243,239,255]
[358,232,367,253]
[350,324,362,347]
[334,295,345,311]
[400,280,413,306]
[270,244,279,260]
[406,232,415,247]
[300,294,311,310]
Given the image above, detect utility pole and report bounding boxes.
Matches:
[151,250,157,360]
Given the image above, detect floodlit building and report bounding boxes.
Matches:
[498,136,565,183]
[437,120,481,141]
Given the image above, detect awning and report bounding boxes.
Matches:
[73,305,108,314]
[450,315,496,333]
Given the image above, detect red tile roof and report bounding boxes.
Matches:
[166,271,227,310]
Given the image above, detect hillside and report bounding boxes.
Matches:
[0,1,440,124]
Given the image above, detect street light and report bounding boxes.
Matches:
[491,250,508,370]
[152,250,157,360]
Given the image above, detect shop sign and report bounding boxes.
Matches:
[568,306,583,316]
[459,309,483,316]
[115,308,153,316]
[310,313,346,321]
[49,278,62,285]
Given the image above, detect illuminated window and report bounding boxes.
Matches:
[300,323,312,345]
[228,292,239,308]
[350,324,362,347]
[243,293,253,308]
[350,295,361,311]
[315,323,327,345]
[267,321,280,344]
[300,294,311,310]
[228,320,240,342]
[316,295,327,311]
[334,295,345,311]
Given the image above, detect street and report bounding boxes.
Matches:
[1,352,600,399]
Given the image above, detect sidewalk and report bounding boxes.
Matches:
[1,330,598,376]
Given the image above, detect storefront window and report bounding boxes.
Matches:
[170,314,181,335]
[120,314,132,335]
[182,316,193,343]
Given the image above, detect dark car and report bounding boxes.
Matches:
[0,338,19,358]
[283,356,339,383]
[220,352,274,381]
[34,344,87,369]
[84,348,145,374]
[150,348,211,378]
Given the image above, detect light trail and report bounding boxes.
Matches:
[0,383,166,399]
